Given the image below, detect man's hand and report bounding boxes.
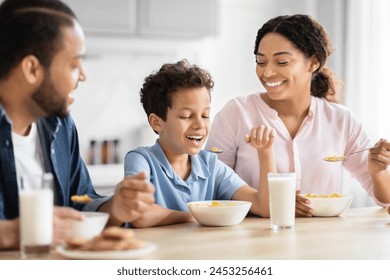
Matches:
[105,171,155,226]
[52,206,83,247]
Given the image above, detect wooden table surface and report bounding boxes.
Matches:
[1,206,389,260]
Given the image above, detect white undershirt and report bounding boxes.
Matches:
[12,123,45,188]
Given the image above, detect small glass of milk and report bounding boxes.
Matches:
[18,173,54,258]
[268,173,296,230]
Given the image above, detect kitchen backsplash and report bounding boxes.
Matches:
[70,37,214,162]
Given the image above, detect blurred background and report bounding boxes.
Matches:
[35,0,390,204]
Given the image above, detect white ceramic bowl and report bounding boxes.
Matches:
[302,194,353,217]
[70,212,109,240]
[187,200,252,226]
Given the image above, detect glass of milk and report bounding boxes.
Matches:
[19,173,54,258]
[268,173,296,230]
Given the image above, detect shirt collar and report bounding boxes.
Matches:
[150,140,175,179]
[151,140,210,181]
[37,116,61,140]
[258,94,316,120]
[0,103,61,137]
[0,104,12,126]
[307,96,315,119]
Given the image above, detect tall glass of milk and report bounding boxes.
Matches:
[268,173,296,230]
[19,173,54,258]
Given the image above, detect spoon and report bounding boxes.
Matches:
[206,147,223,153]
[323,146,375,162]
[207,135,264,153]
[207,135,254,153]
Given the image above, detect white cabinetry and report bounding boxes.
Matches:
[63,0,137,36]
[137,0,218,38]
[63,0,217,38]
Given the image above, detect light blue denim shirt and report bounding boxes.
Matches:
[124,140,246,212]
[0,105,109,219]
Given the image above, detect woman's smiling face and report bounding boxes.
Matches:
[255,33,317,101]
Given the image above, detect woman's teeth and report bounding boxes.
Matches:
[265,81,285,87]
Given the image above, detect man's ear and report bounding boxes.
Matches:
[148,113,163,133]
[21,55,43,84]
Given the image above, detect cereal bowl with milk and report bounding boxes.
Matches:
[302,193,353,217]
[70,212,109,240]
[187,200,252,226]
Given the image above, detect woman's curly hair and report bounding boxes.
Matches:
[254,14,343,102]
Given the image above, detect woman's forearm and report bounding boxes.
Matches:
[372,169,390,204]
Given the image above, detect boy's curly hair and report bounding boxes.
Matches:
[140,59,214,122]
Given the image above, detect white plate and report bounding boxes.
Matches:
[56,242,157,259]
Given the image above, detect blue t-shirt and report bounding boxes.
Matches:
[124,141,246,212]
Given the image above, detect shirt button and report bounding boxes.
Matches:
[5,140,9,146]
[51,148,55,154]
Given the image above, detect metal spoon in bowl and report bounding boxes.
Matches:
[323,146,375,162]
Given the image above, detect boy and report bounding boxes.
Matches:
[125,60,276,227]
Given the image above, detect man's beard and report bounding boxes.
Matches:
[31,73,69,118]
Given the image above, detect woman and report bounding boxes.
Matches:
[206,14,390,216]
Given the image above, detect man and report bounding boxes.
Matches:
[0,0,154,249]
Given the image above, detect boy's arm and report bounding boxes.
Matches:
[255,145,276,217]
[233,126,276,217]
[130,204,194,228]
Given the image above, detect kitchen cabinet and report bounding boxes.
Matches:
[63,0,217,38]
[63,0,137,36]
[137,0,218,38]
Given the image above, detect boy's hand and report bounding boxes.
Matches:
[245,125,275,152]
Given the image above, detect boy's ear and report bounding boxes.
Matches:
[149,113,163,133]
[21,55,44,85]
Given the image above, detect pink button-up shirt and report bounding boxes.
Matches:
[206,93,384,206]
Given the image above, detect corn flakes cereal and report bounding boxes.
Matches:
[323,156,346,162]
[71,194,93,204]
[304,193,342,198]
[209,147,223,153]
[191,201,236,207]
